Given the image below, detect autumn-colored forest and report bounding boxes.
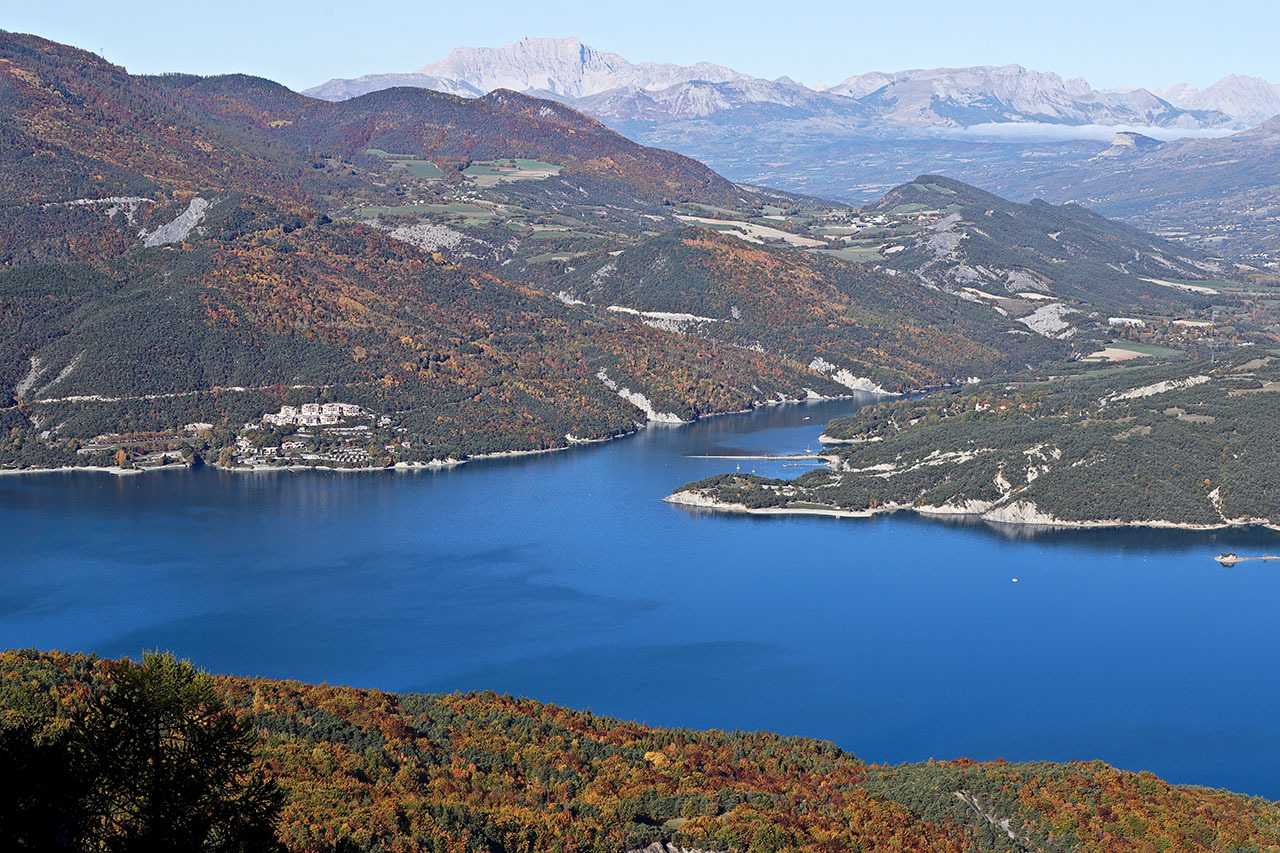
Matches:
[5,650,1280,853]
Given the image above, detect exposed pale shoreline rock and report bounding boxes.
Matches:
[663,490,1280,532]
[0,464,150,477]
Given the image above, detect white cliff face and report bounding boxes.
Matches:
[1016,302,1078,339]
[806,358,893,395]
[980,500,1064,526]
[416,37,749,99]
[1105,375,1211,402]
[577,77,821,121]
[1146,83,1200,105]
[823,71,894,99]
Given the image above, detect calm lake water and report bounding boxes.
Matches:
[3,396,1279,797]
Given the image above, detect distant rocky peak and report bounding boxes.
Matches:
[1179,74,1280,125]
[413,36,747,100]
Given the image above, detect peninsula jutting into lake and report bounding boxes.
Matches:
[668,354,1280,530]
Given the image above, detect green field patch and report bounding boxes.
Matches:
[363,150,444,179]
[527,251,595,264]
[812,246,882,263]
[908,181,957,196]
[463,158,562,186]
[1074,360,1181,377]
[529,230,601,240]
[402,161,443,178]
[681,202,746,218]
[1107,341,1184,357]
[687,222,745,234]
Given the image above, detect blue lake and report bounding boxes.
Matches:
[3,396,1279,797]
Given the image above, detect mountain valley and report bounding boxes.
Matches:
[304,37,1280,264]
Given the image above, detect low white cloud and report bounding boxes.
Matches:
[933,122,1240,143]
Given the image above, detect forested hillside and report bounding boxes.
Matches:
[559,228,1064,392]
[6,649,1280,853]
[873,176,1221,317]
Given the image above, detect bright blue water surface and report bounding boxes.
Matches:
[3,396,1279,797]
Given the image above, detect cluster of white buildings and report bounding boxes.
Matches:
[262,402,366,427]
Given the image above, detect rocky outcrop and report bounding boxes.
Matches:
[141,197,210,247]
[980,500,1063,525]
[597,370,688,425]
[1095,130,1163,158]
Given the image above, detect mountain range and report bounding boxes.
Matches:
[306,36,1279,131]
[967,115,1280,260]
[0,30,1108,473]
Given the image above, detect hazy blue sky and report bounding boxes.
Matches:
[2,0,1275,91]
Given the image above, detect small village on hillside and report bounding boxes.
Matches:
[64,402,422,472]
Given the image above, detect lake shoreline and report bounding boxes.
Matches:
[0,392,870,479]
[663,490,1280,532]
